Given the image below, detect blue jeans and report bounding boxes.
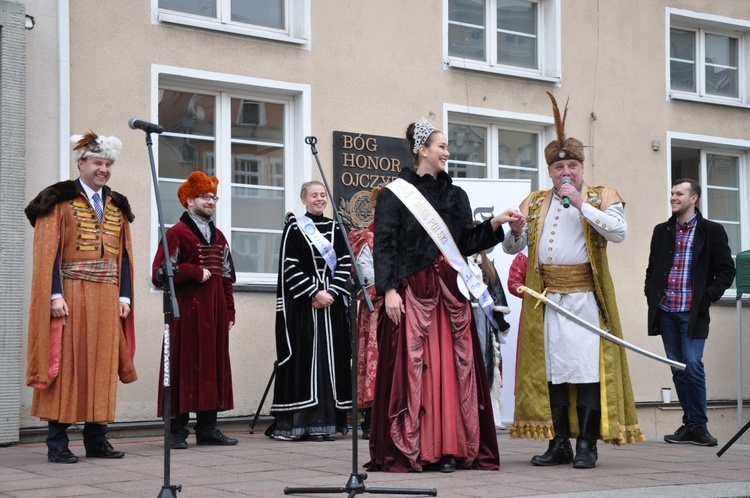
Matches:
[658,310,707,427]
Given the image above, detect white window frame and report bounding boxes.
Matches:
[666,8,750,109]
[150,64,311,288]
[444,103,553,189]
[152,0,311,47]
[667,130,750,298]
[444,0,561,83]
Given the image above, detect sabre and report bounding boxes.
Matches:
[518,285,686,371]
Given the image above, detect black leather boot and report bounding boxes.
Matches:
[572,406,600,469]
[531,404,573,466]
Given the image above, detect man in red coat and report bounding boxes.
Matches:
[152,171,237,448]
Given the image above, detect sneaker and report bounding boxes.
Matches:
[691,425,718,446]
[664,425,692,444]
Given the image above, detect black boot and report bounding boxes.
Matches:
[572,406,600,469]
[531,404,573,466]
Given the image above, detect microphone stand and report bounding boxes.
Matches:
[138,130,182,497]
[282,137,436,497]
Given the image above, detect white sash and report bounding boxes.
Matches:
[297,215,338,273]
[386,178,498,328]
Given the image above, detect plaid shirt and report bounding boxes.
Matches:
[659,214,697,312]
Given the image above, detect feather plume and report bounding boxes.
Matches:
[72,129,102,153]
[546,91,569,145]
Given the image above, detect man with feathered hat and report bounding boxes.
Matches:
[25,131,137,463]
[503,93,644,469]
[151,171,238,449]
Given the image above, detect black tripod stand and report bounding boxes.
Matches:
[134,125,182,497]
[717,417,750,457]
[282,136,436,497]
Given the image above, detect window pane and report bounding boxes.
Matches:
[670,29,695,60]
[707,187,739,222]
[231,99,284,142]
[232,0,283,29]
[498,129,537,167]
[232,231,281,274]
[159,90,215,136]
[160,0,216,17]
[449,0,485,60]
[497,0,537,68]
[720,223,741,260]
[670,60,696,92]
[158,136,215,179]
[448,124,486,178]
[670,29,696,92]
[705,34,739,98]
[706,34,738,67]
[157,181,187,225]
[707,154,738,188]
[449,0,484,25]
[231,144,284,187]
[498,0,536,34]
[498,129,538,190]
[449,24,486,60]
[497,32,537,68]
[231,186,284,229]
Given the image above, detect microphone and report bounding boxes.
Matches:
[128,117,164,134]
[561,176,571,208]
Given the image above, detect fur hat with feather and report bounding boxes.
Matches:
[71,130,122,165]
[543,92,585,166]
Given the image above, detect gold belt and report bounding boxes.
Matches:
[539,263,595,294]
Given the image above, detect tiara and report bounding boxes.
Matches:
[412,117,437,155]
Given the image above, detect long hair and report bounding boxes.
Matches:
[478,250,496,288]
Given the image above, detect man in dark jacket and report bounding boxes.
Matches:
[645,178,735,447]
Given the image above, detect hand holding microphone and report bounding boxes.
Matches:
[561,176,571,208]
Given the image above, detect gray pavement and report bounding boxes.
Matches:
[1,427,749,497]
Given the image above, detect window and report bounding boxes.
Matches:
[670,132,750,293]
[668,8,750,107]
[155,0,310,45]
[154,67,311,287]
[445,0,561,83]
[447,107,550,191]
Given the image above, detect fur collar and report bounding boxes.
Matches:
[25,179,135,227]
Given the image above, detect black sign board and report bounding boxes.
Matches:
[332,131,413,229]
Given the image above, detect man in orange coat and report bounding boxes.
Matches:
[25,131,137,463]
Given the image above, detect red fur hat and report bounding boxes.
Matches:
[177,171,219,208]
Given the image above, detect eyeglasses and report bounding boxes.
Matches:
[196,194,219,202]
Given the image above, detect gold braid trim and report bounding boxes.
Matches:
[510,421,554,440]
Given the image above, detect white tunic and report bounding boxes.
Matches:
[504,191,627,384]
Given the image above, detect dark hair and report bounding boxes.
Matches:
[405,122,439,162]
[478,250,497,288]
[672,178,701,200]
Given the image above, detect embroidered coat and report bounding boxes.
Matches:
[509,185,644,445]
[152,211,236,416]
[25,180,136,424]
[349,224,382,409]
